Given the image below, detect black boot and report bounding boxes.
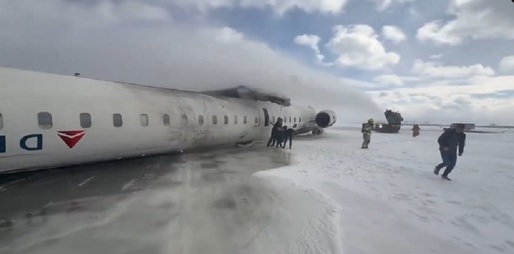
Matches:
[441,175,451,181]
[441,167,453,181]
[433,166,441,175]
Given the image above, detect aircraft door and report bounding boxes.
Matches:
[262,108,270,127]
[179,102,195,141]
[170,99,196,147]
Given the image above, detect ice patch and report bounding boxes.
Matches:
[1,193,138,253]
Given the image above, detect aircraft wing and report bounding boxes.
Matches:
[201,85,291,106]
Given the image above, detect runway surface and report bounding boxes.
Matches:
[0,145,331,254]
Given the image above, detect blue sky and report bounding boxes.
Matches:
[1,0,514,124]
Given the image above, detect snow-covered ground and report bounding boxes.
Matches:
[257,126,514,254]
[2,125,512,254]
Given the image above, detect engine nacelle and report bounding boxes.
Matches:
[315,110,337,128]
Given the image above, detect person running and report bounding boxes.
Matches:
[412,124,420,137]
[433,124,466,181]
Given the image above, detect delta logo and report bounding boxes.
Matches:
[57,130,86,149]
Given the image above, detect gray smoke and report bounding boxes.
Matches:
[0,0,381,123]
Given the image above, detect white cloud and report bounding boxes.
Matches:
[169,0,348,15]
[212,27,244,43]
[296,25,401,70]
[339,78,382,89]
[0,0,172,30]
[416,0,514,45]
[373,74,404,86]
[416,20,462,46]
[0,0,380,123]
[499,56,514,73]
[382,25,407,44]
[339,77,390,90]
[294,34,320,46]
[367,58,510,123]
[369,0,414,11]
[2,0,513,125]
[412,60,495,78]
[106,1,171,22]
[326,25,400,71]
[368,76,514,124]
[294,34,326,63]
[399,76,514,96]
[429,54,444,59]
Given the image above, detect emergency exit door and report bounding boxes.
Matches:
[262,108,270,127]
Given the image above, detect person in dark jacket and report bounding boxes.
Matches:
[433,124,466,181]
[275,126,286,148]
[267,118,282,147]
[282,126,294,149]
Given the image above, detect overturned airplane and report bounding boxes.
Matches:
[374,109,403,133]
[0,67,337,173]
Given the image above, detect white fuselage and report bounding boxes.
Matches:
[0,67,321,173]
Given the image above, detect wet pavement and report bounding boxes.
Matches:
[0,145,332,254]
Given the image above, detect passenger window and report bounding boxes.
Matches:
[181,114,188,125]
[224,115,229,125]
[0,113,3,130]
[234,115,238,124]
[163,114,170,126]
[113,113,123,127]
[212,115,217,125]
[140,114,149,127]
[80,113,92,128]
[254,117,258,124]
[199,115,204,125]
[289,117,291,123]
[38,112,53,129]
[299,117,302,123]
[283,117,287,123]
[294,117,297,123]
[244,116,247,124]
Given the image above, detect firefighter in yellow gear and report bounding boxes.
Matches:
[361,118,374,149]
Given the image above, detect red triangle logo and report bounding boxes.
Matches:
[57,130,86,149]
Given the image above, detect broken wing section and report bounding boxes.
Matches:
[201,85,291,106]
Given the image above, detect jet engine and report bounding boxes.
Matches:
[315,110,337,128]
